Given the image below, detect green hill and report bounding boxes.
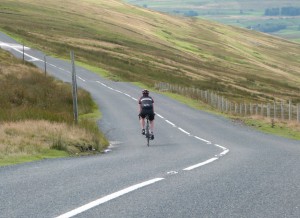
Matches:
[125,0,300,42]
[1,0,300,103]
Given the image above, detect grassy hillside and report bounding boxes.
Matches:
[125,0,300,42]
[0,0,300,104]
[0,49,108,166]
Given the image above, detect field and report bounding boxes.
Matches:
[125,0,300,42]
[1,0,300,105]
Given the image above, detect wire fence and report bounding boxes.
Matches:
[155,82,300,123]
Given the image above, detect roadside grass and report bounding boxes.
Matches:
[165,91,300,140]
[0,120,108,166]
[0,49,108,166]
[243,116,300,140]
[134,82,300,140]
[0,150,68,167]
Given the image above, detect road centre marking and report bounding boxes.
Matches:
[55,178,164,218]
[194,136,211,144]
[165,120,176,127]
[178,127,190,135]
[183,158,219,171]
[156,113,164,119]
[77,76,86,82]
[214,144,227,150]
[220,149,229,156]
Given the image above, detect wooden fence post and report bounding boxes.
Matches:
[274,101,276,120]
[289,100,292,121]
[297,104,300,123]
[240,103,243,115]
[256,104,258,115]
[281,101,284,120]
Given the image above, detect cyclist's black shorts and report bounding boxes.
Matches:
[139,109,155,121]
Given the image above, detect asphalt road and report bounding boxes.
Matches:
[0,32,299,218]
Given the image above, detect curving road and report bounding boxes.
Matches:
[0,32,299,218]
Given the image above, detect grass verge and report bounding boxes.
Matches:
[0,120,108,167]
[243,116,300,140]
[0,49,109,166]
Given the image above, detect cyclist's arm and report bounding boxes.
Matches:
[138,97,142,113]
[152,98,154,112]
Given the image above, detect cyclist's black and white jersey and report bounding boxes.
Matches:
[139,96,154,110]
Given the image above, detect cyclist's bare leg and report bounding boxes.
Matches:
[140,118,145,129]
[150,121,154,133]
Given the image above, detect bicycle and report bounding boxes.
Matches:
[145,114,151,147]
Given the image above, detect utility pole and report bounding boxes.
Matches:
[70,51,78,124]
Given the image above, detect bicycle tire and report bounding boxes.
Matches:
[145,115,150,147]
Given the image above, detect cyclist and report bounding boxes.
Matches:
[138,89,155,140]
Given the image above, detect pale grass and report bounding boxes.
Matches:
[0,64,34,77]
[0,120,95,157]
[246,115,300,140]
[30,33,126,50]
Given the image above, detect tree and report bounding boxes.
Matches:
[265,8,280,16]
[184,10,198,17]
[281,7,300,16]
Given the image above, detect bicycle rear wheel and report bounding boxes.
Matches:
[145,117,150,147]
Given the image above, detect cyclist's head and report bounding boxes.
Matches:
[142,89,149,96]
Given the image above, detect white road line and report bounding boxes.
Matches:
[0,42,40,61]
[165,120,176,127]
[183,157,219,171]
[156,113,164,119]
[97,81,107,87]
[214,144,227,150]
[220,149,229,156]
[28,58,38,62]
[55,178,164,218]
[194,136,211,144]
[0,42,30,50]
[49,63,57,68]
[178,127,190,135]
[48,64,70,74]
[77,76,86,82]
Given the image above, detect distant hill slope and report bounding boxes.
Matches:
[125,0,300,42]
[1,0,300,102]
